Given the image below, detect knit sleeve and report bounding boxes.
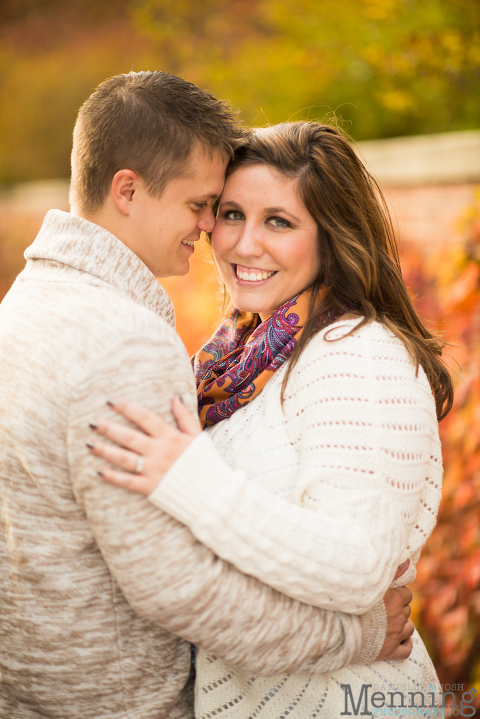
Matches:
[149,320,441,614]
[67,324,366,677]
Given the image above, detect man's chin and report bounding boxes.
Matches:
[156,260,191,279]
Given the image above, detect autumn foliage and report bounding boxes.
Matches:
[1,0,479,184]
[399,191,480,700]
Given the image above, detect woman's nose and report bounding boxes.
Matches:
[235,225,263,257]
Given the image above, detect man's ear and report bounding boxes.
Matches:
[111,169,141,215]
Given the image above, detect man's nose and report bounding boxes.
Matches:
[197,208,216,233]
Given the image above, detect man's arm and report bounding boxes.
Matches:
[68,328,371,677]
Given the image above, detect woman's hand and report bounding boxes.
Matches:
[87,396,201,494]
[376,560,414,661]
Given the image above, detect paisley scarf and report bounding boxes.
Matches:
[193,289,346,428]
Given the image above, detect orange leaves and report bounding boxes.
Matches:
[160,242,223,356]
[401,193,480,691]
[443,261,480,315]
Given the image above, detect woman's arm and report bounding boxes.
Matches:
[75,330,393,677]
[90,322,441,614]
[151,323,439,612]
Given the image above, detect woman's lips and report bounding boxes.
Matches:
[234,264,277,282]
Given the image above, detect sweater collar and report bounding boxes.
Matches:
[24,209,175,327]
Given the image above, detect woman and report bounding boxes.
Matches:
[89,122,452,717]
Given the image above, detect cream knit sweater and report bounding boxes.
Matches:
[149,319,443,718]
[0,211,382,719]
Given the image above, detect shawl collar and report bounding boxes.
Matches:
[24,210,175,326]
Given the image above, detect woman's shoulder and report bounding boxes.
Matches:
[292,316,430,391]
[303,316,408,360]
[286,316,438,424]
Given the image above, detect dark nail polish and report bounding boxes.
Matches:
[89,422,99,429]
[86,441,95,449]
[97,470,104,477]
[106,398,116,406]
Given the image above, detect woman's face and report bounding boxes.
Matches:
[212,164,321,320]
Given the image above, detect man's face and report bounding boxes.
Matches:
[129,145,228,278]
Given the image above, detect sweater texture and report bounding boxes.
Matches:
[0,210,377,719]
[150,319,443,718]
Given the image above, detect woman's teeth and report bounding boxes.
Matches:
[236,267,275,282]
[182,240,195,247]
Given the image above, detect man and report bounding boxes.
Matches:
[0,71,410,718]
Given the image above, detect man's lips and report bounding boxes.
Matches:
[234,264,277,282]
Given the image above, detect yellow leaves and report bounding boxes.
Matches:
[441,30,463,60]
[468,34,480,64]
[362,0,399,21]
[379,89,416,112]
[361,44,386,67]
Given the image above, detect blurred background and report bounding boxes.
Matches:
[1,0,480,705]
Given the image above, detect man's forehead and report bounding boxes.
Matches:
[183,143,228,172]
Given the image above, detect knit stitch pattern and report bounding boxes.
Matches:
[150,319,443,718]
[0,211,373,719]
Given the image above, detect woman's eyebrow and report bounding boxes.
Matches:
[265,206,301,223]
[218,199,242,208]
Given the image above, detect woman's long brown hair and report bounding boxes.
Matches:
[225,122,453,421]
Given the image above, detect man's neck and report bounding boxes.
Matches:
[70,204,124,244]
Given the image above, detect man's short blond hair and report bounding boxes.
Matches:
[70,71,245,214]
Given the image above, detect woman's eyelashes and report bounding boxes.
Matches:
[223,210,245,221]
[267,216,291,229]
[221,210,291,228]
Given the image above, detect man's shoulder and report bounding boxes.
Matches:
[1,268,187,386]
[66,282,187,373]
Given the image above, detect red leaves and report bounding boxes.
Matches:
[402,194,480,694]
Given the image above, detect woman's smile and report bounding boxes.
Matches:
[233,264,278,283]
[212,164,320,320]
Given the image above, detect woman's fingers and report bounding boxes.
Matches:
[97,466,158,495]
[108,398,170,437]
[92,418,151,454]
[88,438,144,474]
[88,396,199,497]
[172,396,202,436]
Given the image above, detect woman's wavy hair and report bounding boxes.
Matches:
[225,121,453,420]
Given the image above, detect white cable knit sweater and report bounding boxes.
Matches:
[149,319,443,718]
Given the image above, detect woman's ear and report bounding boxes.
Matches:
[111,169,140,215]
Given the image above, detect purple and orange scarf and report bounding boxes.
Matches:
[193,289,346,428]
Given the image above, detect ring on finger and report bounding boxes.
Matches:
[134,455,144,475]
